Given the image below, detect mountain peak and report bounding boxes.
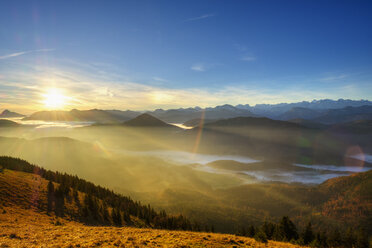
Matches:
[0,109,25,118]
[123,113,171,127]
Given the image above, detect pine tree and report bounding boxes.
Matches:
[73,190,80,207]
[254,230,268,243]
[275,216,298,242]
[123,210,131,224]
[54,188,65,217]
[112,208,122,226]
[247,225,256,237]
[47,181,54,214]
[102,203,109,223]
[261,221,275,239]
[302,222,314,245]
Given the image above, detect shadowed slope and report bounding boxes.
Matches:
[123,113,176,128]
[0,119,20,127]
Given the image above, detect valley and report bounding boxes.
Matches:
[0,102,371,238]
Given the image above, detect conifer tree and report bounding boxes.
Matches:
[47,181,54,213]
[247,225,256,237]
[302,222,314,245]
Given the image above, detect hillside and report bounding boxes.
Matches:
[123,113,176,128]
[279,107,325,121]
[319,170,372,227]
[287,118,327,129]
[0,207,303,248]
[183,118,217,127]
[0,109,25,118]
[23,109,127,123]
[330,120,372,134]
[0,156,197,230]
[313,105,372,124]
[0,158,304,248]
[0,119,20,127]
[203,116,304,129]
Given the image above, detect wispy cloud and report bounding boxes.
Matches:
[184,13,215,22]
[153,77,168,82]
[241,56,256,62]
[320,74,348,82]
[0,49,55,60]
[191,63,206,72]
[1,60,370,113]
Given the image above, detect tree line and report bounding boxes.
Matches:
[1,156,369,247]
[0,156,212,232]
[237,216,370,248]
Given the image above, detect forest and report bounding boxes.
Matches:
[0,156,370,247]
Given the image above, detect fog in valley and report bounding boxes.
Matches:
[0,115,371,232]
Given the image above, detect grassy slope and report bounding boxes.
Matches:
[0,169,304,248]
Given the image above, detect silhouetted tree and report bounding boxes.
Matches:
[47,181,54,214]
[254,230,268,243]
[247,225,256,237]
[274,216,298,241]
[112,208,122,226]
[302,222,314,245]
[261,221,275,239]
[54,186,65,217]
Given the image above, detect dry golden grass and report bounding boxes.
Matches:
[0,207,306,248]
[0,170,305,248]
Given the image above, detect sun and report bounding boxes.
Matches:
[43,88,67,109]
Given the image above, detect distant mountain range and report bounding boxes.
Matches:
[0,109,25,118]
[8,99,372,124]
[236,99,372,118]
[23,109,130,123]
[150,104,256,123]
[277,105,372,124]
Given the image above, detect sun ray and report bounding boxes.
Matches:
[42,88,67,109]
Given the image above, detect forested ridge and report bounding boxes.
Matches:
[0,156,370,247]
[0,156,205,231]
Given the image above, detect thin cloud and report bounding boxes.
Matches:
[0,49,55,60]
[184,13,215,22]
[241,56,256,62]
[191,63,206,72]
[1,61,369,113]
[153,77,168,82]
[320,74,348,82]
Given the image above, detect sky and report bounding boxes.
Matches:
[0,0,371,113]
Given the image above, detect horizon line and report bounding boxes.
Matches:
[2,98,371,115]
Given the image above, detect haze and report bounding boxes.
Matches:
[0,1,372,246]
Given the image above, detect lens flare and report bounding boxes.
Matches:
[192,110,205,154]
[344,145,365,172]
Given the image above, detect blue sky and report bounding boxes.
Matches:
[0,0,371,112]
